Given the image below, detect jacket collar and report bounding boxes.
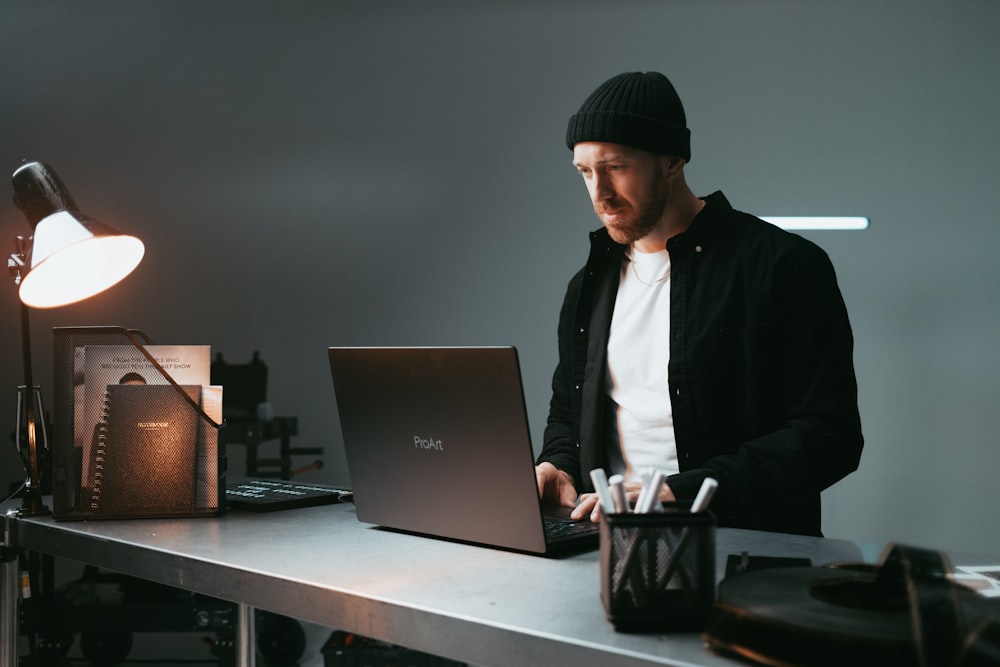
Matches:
[669,190,731,251]
[587,190,733,253]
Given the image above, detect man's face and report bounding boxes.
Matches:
[572,142,668,246]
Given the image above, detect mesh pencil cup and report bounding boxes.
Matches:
[600,503,716,632]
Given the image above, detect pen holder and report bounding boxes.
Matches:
[600,504,716,632]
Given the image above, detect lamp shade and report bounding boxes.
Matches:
[12,162,144,308]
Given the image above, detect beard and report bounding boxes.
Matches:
[594,165,669,246]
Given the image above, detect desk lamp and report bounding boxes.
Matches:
[7,161,144,515]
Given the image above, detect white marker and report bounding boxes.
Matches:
[608,474,629,514]
[633,468,654,513]
[636,469,666,514]
[589,468,616,515]
[691,477,718,513]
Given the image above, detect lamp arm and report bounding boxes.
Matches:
[41,325,221,430]
[20,299,34,391]
[10,236,33,387]
[117,327,221,430]
[15,294,49,515]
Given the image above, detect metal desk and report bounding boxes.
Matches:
[3,500,875,667]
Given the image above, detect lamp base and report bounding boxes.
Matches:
[15,385,51,517]
[18,493,50,517]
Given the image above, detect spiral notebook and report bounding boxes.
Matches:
[88,384,203,516]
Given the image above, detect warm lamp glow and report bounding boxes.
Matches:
[11,161,145,308]
[19,211,145,308]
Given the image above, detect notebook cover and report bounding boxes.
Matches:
[89,384,202,515]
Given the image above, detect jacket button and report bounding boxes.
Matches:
[695,245,703,253]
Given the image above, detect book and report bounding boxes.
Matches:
[89,384,203,515]
[79,344,210,492]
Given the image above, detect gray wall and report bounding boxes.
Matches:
[2,0,998,556]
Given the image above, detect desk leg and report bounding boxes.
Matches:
[0,549,17,667]
[236,602,256,667]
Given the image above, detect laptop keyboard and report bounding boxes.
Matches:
[543,516,600,541]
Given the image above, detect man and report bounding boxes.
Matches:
[535,71,863,536]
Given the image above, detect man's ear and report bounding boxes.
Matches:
[661,155,687,178]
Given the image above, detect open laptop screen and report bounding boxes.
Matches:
[328,346,555,554]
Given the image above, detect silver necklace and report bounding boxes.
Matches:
[629,255,671,286]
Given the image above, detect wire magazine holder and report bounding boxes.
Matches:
[52,326,223,520]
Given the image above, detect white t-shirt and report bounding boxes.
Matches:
[605,247,679,483]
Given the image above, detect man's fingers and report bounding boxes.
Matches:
[571,493,600,521]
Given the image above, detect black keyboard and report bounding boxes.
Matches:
[226,479,353,512]
[544,516,600,540]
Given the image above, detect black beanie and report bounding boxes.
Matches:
[566,71,691,162]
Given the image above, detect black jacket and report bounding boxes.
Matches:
[538,192,863,536]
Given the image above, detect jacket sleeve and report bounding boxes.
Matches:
[667,239,863,534]
[537,270,587,491]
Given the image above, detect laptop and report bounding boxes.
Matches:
[327,346,599,557]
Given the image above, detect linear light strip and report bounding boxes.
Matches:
[762,216,870,231]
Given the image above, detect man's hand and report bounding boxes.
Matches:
[570,477,679,523]
[535,462,578,509]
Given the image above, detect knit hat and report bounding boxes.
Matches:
[566,71,691,162]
